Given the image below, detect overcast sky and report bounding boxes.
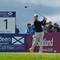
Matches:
[0,0,60,33]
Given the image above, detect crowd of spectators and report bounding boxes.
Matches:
[26,23,36,34]
[26,21,60,34]
[15,21,60,34]
[43,21,60,33]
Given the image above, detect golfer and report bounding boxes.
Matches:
[29,14,47,52]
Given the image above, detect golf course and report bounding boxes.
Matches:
[0,52,60,60]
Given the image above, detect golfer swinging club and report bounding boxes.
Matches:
[29,14,47,52]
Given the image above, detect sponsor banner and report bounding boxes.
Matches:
[0,45,24,52]
[26,33,60,53]
[0,34,26,52]
[0,11,16,17]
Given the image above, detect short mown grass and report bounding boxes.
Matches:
[0,52,60,60]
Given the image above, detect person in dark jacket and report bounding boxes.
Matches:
[15,25,20,34]
[47,21,53,32]
[29,14,47,53]
[53,23,60,32]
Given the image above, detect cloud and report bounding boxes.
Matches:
[46,14,60,23]
[0,0,60,8]
[16,0,60,8]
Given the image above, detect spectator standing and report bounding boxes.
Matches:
[53,23,60,32]
[32,24,36,34]
[15,25,20,34]
[47,21,53,32]
[26,23,33,34]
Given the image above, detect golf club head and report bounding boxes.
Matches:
[25,6,28,8]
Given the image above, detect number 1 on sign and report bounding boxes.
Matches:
[3,19,8,29]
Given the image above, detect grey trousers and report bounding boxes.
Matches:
[31,32,44,52]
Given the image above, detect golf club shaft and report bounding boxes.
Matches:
[27,7,44,17]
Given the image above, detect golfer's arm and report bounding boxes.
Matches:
[41,19,46,26]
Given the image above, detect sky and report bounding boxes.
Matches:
[0,0,60,33]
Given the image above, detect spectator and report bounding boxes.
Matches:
[32,24,36,34]
[26,23,33,34]
[47,21,53,32]
[15,25,20,34]
[53,23,60,32]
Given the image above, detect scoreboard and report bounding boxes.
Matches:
[0,11,16,34]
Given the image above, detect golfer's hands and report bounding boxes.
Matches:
[43,16,47,21]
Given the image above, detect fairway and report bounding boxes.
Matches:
[0,52,60,60]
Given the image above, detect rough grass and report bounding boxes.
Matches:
[0,52,60,60]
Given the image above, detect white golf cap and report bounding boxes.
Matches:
[34,14,38,17]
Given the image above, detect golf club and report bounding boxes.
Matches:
[25,6,44,17]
